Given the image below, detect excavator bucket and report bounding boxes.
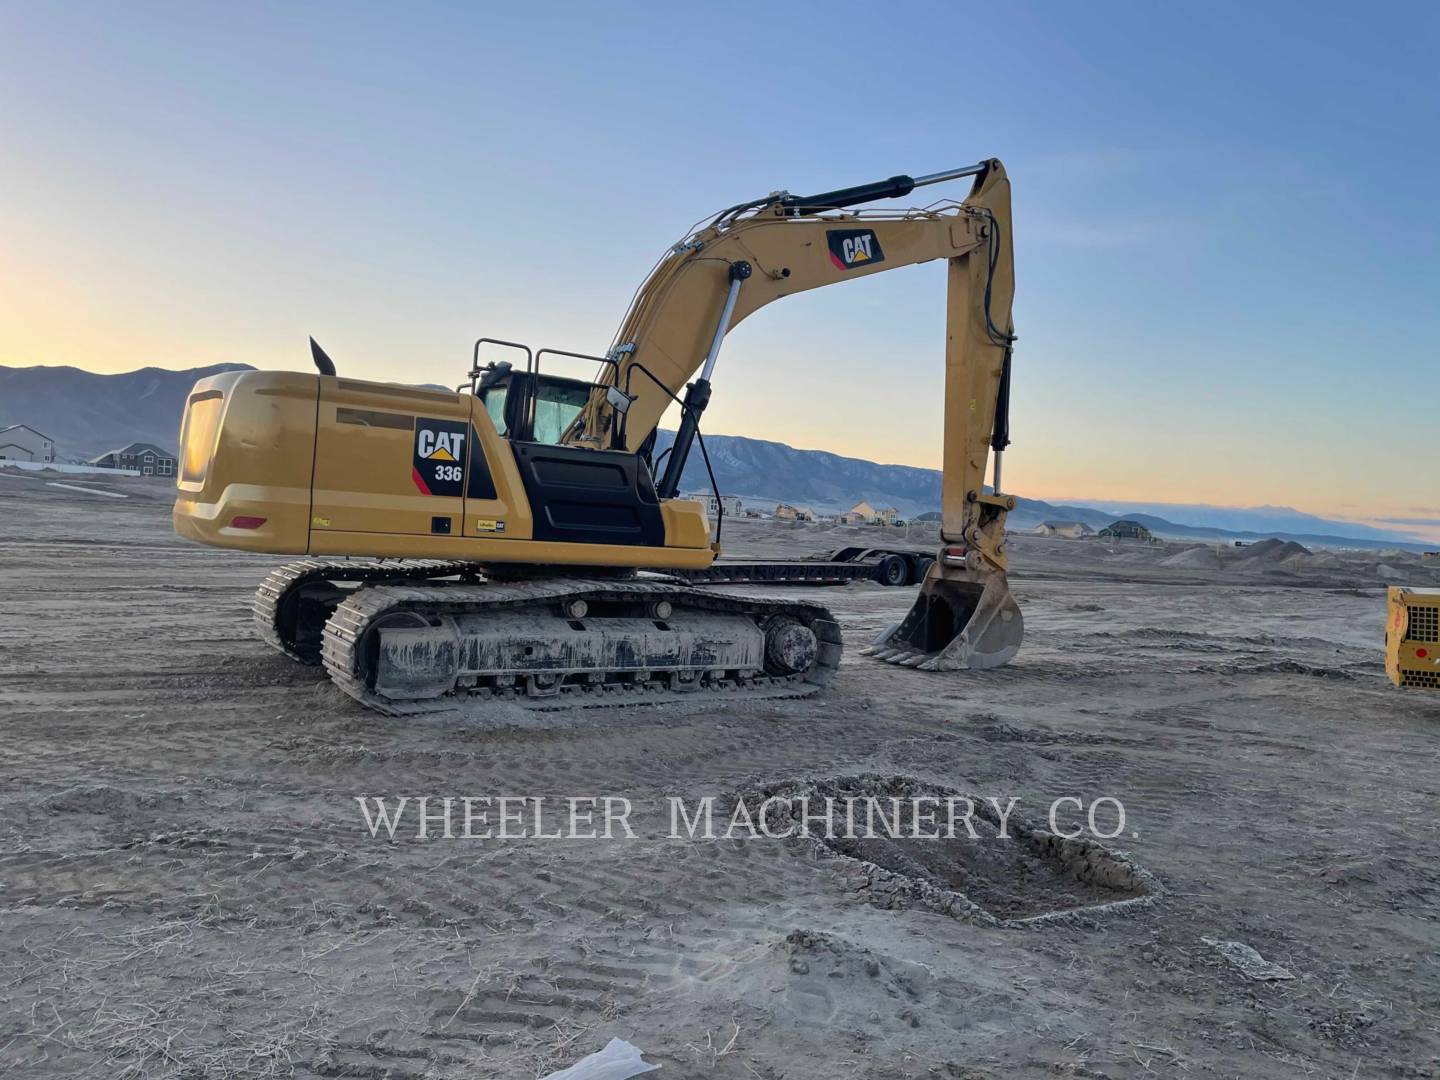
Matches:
[863,561,1023,671]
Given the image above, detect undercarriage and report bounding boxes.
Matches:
[254,561,842,714]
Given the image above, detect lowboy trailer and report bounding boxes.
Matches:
[658,547,935,588]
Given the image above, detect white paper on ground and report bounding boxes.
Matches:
[539,1037,661,1080]
[1201,937,1295,981]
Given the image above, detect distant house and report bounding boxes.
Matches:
[840,500,879,525]
[774,503,816,522]
[876,506,900,526]
[1098,519,1153,541]
[90,442,177,478]
[684,491,743,520]
[1033,520,1095,539]
[0,424,55,464]
[1424,552,1439,562]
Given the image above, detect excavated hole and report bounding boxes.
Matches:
[738,774,1158,925]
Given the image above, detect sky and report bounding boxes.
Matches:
[1,2,1437,538]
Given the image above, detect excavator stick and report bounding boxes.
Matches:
[863,561,1023,671]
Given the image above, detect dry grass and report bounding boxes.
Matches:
[0,908,338,1078]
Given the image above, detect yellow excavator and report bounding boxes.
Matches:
[174,157,1022,713]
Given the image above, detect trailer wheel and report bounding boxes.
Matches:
[877,555,908,587]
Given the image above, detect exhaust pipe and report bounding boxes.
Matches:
[862,560,1023,670]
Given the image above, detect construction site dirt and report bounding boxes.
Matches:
[3,470,1438,1078]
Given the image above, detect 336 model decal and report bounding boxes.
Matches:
[412,418,467,496]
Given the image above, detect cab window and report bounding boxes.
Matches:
[482,385,509,437]
[531,380,590,445]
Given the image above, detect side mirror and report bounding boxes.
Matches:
[606,385,635,415]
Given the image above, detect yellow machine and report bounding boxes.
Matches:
[1387,587,1440,689]
[174,158,1022,712]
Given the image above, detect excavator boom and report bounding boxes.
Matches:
[571,158,1022,668]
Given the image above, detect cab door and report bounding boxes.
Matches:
[462,388,532,540]
[311,379,473,538]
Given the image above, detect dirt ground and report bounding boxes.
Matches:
[2,469,1439,1079]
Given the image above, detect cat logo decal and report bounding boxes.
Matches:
[412,418,467,496]
[827,228,885,270]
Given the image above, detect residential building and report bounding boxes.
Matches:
[840,500,879,525]
[90,442,177,477]
[1098,519,1154,541]
[684,491,743,520]
[0,424,56,463]
[1033,520,1095,539]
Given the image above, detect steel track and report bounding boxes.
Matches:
[319,578,843,714]
[253,559,482,663]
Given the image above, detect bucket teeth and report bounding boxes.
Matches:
[867,646,930,668]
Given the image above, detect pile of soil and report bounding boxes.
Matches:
[1238,538,1312,563]
[1161,545,1224,570]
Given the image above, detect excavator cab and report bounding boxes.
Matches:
[465,340,615,448]
[477,367,592,445]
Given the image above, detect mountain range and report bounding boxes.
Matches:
[1,362,1424,550]
[0,362,252,459]
[653,430,1423,549]
[1042,500,1407,543]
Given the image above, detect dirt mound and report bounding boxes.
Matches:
[1376,549,1420,563]
[1238,538,1311,563]
[1239,538,1285,559]
[1160,545,1223,570]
